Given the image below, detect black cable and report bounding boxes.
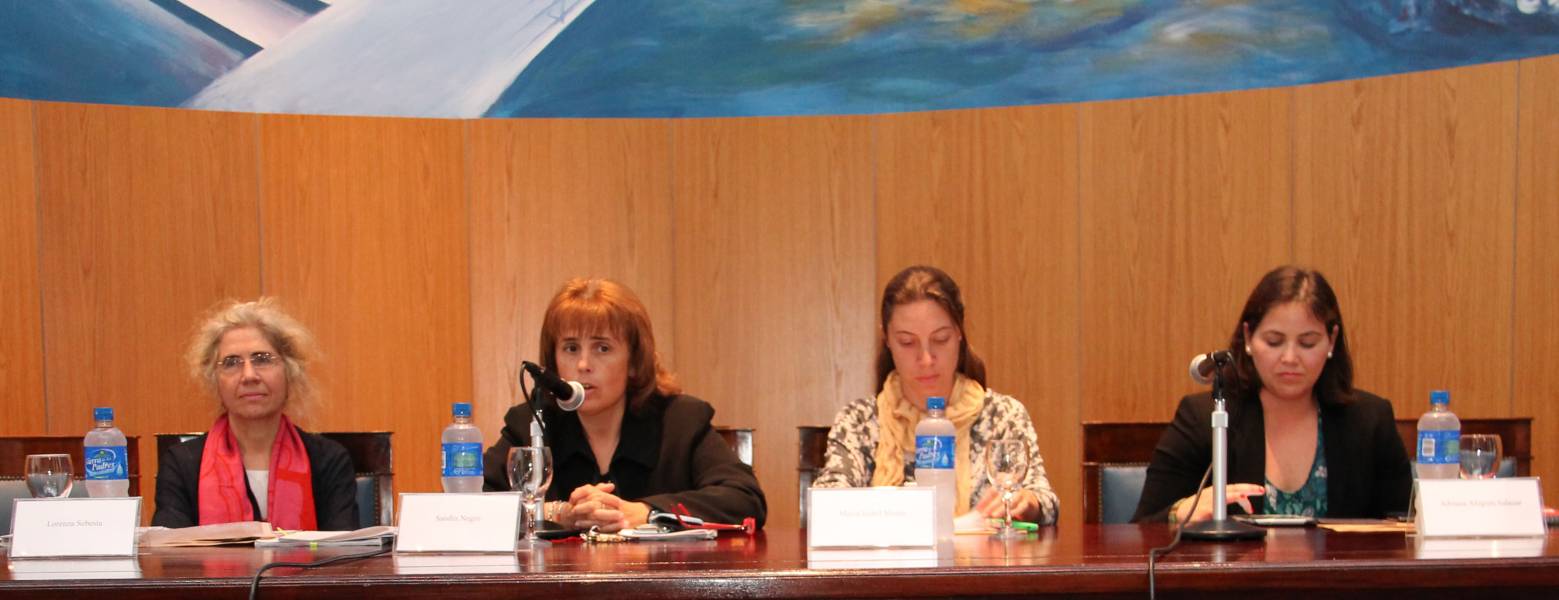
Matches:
[248,544,392,600]
[520,368,546,438]
[1146,462,1214,600]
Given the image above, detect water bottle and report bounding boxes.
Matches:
[913,396,956,543]
[1415,390,1461,479]
[441,402,484,493]
[83,407,130,498]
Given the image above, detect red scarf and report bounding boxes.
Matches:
[197,414,317,530]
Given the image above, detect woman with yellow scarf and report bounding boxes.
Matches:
[813,266,1058,525]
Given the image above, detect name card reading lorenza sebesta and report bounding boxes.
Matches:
[9,498,141,558]
[394,492,521,553]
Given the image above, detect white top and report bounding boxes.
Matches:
[246,469,270,520]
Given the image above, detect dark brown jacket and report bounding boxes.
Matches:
[483,394,767,527]
[1133,390,1412,523]
[152,431,358,530]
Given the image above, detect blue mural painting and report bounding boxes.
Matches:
[3,0,1558,119]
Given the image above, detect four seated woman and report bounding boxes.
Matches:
[144,266,1418,529]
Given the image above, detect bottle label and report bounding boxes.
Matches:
[914,435,955,469]
[441,442,482,477]
[84,445,128,480]
[1416,430,1460,465]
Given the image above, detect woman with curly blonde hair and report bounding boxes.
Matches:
[152,298,357,530]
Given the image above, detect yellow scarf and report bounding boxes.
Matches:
[870,371,986,514]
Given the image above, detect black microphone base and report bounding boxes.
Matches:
[1180,518,1266,541]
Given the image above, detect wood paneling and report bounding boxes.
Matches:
[874,105,1083,524]
[35,102,261,500]
[0,99,44,434]
[259,115,470,496]
[1294,63,1517,419]
[1514,55,1559,504]
[671,116,877,530]
[1079,89,1294,423]
[466,118,675,441]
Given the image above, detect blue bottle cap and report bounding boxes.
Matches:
[1430,390,1449,406]
[452,402,472,417]
[926,396,946,411]
[93,407,114,422]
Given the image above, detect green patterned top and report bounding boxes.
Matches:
[1265,417,1327,517]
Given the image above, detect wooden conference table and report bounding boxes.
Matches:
[1,525,1555,599]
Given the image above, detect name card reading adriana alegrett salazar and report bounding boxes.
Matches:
[1415,478,1546,538]
[807,487,936,549]
[10,498,141,558]
[394,492,521,553]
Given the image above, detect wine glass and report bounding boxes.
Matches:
[25,454,74,499]
[508,446,553,549]
[1458,434,1502,480]
[984,439,1029,539]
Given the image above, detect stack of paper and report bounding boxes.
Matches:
[141,521,275,547]
[255,525,396,547]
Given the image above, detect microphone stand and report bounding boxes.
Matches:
[1182,354,1265,541]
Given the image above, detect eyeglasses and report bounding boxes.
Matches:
[216,352,281,374]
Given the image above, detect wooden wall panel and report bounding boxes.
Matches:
[1079,89,1294,423]
[0,99,45,434]
[35,103,261,505]
[259,115,470,496]
[1514,55,1559,504]
[467,118,674,445]
[874,105,1083,525]
[1294,63,1517,419]
[671,116,877,530]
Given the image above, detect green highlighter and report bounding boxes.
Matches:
[991,519,1039,532]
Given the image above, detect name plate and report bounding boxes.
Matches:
[394,493,520,553]
[9,498,141,559]
[1415,477,1546,538]
[807,487,935,549]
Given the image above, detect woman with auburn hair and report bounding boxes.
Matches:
[153,298,357,530]
[482,278,766,532]
[813,265,1060,525]
[1133,266,1412,524]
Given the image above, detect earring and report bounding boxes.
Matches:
[1327,350,1334,359]
[1244,346,1252,354]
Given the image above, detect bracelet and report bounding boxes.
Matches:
[1168,497,1190,524]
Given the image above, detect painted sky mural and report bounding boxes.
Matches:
[3,0,1558,118]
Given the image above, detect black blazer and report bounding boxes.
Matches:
[152,432,359,530]
[482,394,768,527]
[1132,390,1412,523]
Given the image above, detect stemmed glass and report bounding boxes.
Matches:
[25,454,74,499]
[508,446,553,549]
[985,439,1029,539]
[1459,434,1503,480]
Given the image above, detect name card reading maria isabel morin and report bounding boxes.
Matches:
[394,493,521,553]
[1415,477,1546,538]
[807,487,935,549]
[9,497,141,558]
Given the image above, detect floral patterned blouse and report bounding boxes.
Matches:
[1265,417,1328,517]
[811,390,1060,524]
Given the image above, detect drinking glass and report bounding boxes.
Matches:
[508,446,553,549]
[984,439,1029,539]
[1458,434,1502,480]
[25,454,74,499]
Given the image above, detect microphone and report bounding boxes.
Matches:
[522,361,585,411]
[1188,350,1233,386]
